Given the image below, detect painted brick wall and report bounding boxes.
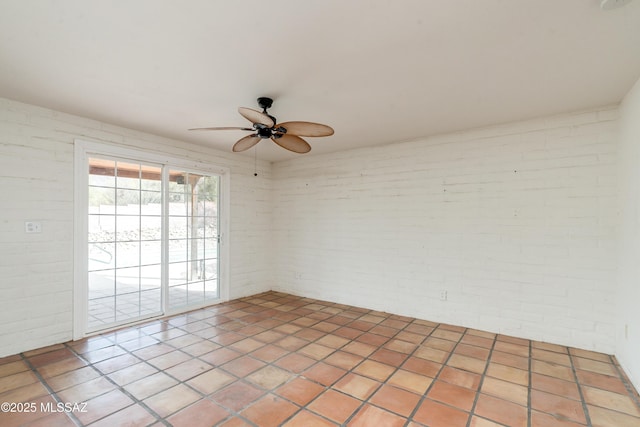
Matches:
[616,76,640,390]
[0,95,624,361]
[272,107,619,353]
[0,98,273,357]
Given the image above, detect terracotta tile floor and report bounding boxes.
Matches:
[1,291,639,427]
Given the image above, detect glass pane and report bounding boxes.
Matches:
[169,216,187,234]
[141,190,162,207]
[115,267,139,295]
[169,262,187,285]
[89,215,115,240]
[140,216,161,241]
[197,177,218,208]
[89,158,116,187]
[116,162,141,189]
[168,192,187,215]
[88,270,114,299]
[141,241,161,265]
[204,238,218,256]
[140,266,161,315]
[88,243,115,270]
[204,280,218,299]
[116,216,139,242]
[188,281,204,304]
[88,265,116,331]
[169,285,187,309]
[116,295,140,321]
[203,199,217,212]
[115,242,139,268]
[188,220,201,239]
[169,239,188,263]
[203,259,217,280]
[140,264,162,286]
[116,189,140,209]
[88,296,115,329]
[116,175,140,190]
[190,238,204,260]
[168,171,189,193]
[141,165,162,190]
[88,187,115,211]
[140,288,162,315]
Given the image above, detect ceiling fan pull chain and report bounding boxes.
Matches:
[254,145,258,177]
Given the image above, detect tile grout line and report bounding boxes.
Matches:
[19,352,84,427]
[164,293,383,426]
[243,295,443,425]
[568,350,593,427]
[214,300,343,427]
[62,341,172,427]
[251,294,416,426]
[228,297,575,427]
[402,325,475,427]
[76,299,306,426]
[463,331,499,427]
[342,316,440,426]
[144,298,304,426]
[273,302,408,426]
[527,339,532,427]
[328,307,430,423]
[18,310,479,427]
[611,354,640,410]
[322,310,428,425]
[274,295,373,426]
[70,317,249,426]
[84,324,214,424]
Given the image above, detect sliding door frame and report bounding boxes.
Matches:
[73,139,230,340]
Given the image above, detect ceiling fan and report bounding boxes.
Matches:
[189,97,334,154]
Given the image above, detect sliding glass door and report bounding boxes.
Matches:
[82,152,222,334]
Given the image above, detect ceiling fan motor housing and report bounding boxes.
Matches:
[256,126,272,139]
[257,97,273,109]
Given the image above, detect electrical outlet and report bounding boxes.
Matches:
[439,290,447,301]
[25,221,42,233]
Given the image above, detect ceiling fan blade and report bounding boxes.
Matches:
[271,134,311,153]
[232,135,261,152]
[277,121,334,137]
[238,107,275,127]
[188,126,253,131]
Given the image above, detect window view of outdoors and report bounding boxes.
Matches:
[87,158,219,331]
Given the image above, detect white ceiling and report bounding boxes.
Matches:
[1,0,639,162]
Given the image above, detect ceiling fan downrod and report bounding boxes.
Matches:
[257,97,277,129]
[255,97,287,138]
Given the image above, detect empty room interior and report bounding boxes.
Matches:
[2,1,640,426]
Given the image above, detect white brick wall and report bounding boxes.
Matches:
[617,75,640,391]
[272,107,619,353]
[0,98,273,357]
[0,94,630,373]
